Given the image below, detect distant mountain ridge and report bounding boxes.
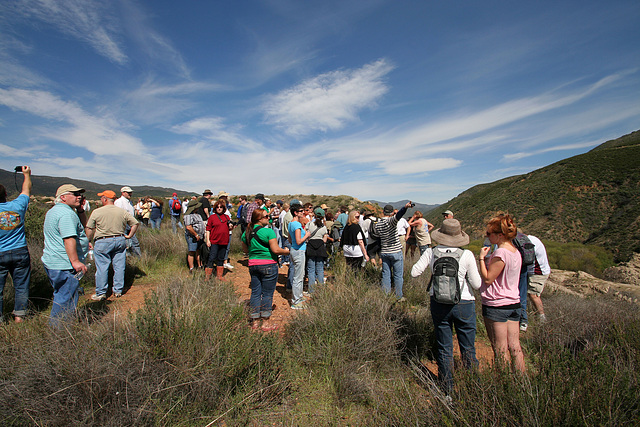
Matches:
[0,169,191,199]
[426,130,640,262]
[367,199,439,214]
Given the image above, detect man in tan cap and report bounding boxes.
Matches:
[42,184,90,326]
[86,190,138,300]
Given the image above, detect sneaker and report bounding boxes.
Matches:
[302,291,310,297]
[291,302,307,310]
[397,297,407,303]
[520,322,528,332]
[113,293,122,298]
[224,262,234,270]
[91,294,106,301]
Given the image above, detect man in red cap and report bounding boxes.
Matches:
[85,190,138,300]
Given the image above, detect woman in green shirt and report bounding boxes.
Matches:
[242,209,289,331]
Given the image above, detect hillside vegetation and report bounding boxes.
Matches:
[427,130,640,262]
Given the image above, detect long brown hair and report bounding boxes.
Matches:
[246,208,266,245]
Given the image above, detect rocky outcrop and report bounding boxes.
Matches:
[547,269,640,304]
[603,253,640,285]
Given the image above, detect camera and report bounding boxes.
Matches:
[409,202,415,208]
[14,166,23,173]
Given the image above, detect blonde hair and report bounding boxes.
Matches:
[347,210,360,225]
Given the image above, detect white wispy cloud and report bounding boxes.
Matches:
[262,59,394,136]
[0,88,146,156]
[502,140,601,162]
[170,117,264,152]
[9,0,127,64]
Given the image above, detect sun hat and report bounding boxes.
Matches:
[121,186,133,193]
[443,210,454,216]
[320,203,329,210]
[314,207,325,216]
[431,219,469,247]
[97,190,116,199]
[55,184,85,198]
[185,199,202,215]
[203,189,213,195]
[383,204,395,215]
[218,190,229,197]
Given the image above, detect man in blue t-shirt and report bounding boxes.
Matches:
[42,184,90,326]
[0,166,32,323]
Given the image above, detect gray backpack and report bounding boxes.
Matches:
[428,248,463,304]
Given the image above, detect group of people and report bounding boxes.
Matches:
[0,174,552,390]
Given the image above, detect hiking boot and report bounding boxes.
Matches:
[397,297,407,303]
[520,322,528,332]
[91,294,106,302]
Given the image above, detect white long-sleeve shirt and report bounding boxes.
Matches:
[411,245,482,301]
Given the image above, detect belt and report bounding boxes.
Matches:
[95,235,123,241]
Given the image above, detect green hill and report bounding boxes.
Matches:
[426,130,640,262]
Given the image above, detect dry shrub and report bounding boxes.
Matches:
[0,275,290,425]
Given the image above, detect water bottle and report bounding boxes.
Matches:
[87,249,94,261]
[74,263,91,280]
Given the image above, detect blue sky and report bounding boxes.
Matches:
[0,0,638,204]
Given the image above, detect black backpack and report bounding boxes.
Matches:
[512,232,535,272]
[428,248,463,305]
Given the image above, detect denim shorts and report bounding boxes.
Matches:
[185,234,203,252]
[482,303,521,322]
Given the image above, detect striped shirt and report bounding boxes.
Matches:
[373,215,403,254]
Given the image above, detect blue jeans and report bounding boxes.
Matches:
[282,238,291,267]
[249,263,279,319]
[171,215,183,233]
[381,251,404,298]
[149,217,161,230]
[431,299,479,393]
[290,248,306,305]
[125,226,141,257]
[94,236,127,296]
[306,256,324,293]
[0,246,31,319]
[518,269,528,324]
[207,243,226,267]
[44,266,80,327]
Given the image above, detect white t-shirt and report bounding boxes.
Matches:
[397,218,409,236]
[343,231,365,257]
[411,245,482,301]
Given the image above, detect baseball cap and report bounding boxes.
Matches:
[55,184,85,198]
[121,186,133,193]
[98,190,117,199]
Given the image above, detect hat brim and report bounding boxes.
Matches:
[431,229,469,247]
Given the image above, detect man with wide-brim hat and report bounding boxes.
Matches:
[42,184,90,326]
[183,199,205,272]
[410,218,482,395]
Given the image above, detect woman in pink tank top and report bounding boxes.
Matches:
[478,214,525,373]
